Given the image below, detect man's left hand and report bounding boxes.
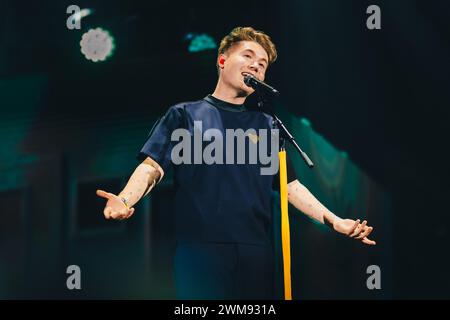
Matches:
[333,218,376,245]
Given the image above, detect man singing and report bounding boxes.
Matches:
[97,26,376,300]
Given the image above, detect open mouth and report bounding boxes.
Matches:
[241,72,254,78]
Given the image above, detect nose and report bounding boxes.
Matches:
[248,61,259,74]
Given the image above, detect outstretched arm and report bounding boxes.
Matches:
[287,179,376,245]
[96,156,164,220]
[117,156,164,207]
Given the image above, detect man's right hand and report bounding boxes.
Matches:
[96,189,135,220]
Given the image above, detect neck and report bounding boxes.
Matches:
[212,80,248,105]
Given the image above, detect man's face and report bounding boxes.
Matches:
[218,41,269,96]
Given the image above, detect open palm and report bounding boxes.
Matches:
[96,189,135,220]
[333,218,376,245]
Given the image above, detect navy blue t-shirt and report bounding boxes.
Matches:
[138,95,297,245]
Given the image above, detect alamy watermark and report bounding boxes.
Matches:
[66,5,81,30]
[170,121,280,175]
[366,5,381,30]
[366,265,381,290]
[66,264,81,290]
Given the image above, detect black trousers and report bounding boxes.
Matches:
[173,242,275,300]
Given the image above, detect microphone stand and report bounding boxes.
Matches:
[254,87,313,300]
[255,89,314,168]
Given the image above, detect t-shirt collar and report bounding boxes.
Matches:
[204,94,248,112]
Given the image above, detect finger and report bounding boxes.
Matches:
[118,209,130,220]
[348,219,361,237]
[358,221,369,237]
[96,189,112,200]
[103,207,112,219]
[347,219,360,236]
[356,226,373,240]
[120,208,133,220]
[351,220,367,238]
[110,210,121,220]
[112,208,129,220]
[362,237,376,245]
[126,207,135,219]
[355,226,370,239]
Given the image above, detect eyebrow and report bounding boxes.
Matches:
[242,49,268,65]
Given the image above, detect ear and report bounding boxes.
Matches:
[218,54,226,69]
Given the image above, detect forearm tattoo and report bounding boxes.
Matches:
[119,165,160,207]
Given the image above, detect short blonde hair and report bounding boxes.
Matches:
[217,27,277,70]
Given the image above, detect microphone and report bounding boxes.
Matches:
[244,74,280,97]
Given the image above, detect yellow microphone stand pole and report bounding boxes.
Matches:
[253,86,313,301]
[279,143,292,300]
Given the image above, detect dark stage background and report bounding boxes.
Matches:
[0,0,449,299]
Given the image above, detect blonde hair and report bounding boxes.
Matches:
[217,27,277,70]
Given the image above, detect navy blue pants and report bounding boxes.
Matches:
[173,242,275,300]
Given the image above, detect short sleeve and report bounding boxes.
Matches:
[137,105,185,173]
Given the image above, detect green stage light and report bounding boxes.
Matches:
[187,33,217,53]
[301,117,312,127]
